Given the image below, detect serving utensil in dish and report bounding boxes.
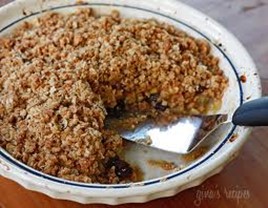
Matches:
[109,97,268,154]
[0,0,262,204]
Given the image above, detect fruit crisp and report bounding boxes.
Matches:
[0,8,228,183]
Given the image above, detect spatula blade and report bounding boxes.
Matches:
[120,114,228,154]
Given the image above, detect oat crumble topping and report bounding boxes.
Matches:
[0,9,228,183]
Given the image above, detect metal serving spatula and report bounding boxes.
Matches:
[106,97,268,154]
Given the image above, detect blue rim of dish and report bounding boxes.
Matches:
[0,3,243,189]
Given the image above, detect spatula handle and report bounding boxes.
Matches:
[232,97,268,126]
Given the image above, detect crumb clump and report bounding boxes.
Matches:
[240,75,247,83]
[0,8,228,183]
[148,159,177,171]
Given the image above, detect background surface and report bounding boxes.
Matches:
[0,0,267,207]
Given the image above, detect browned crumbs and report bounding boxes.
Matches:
[229,134,238,142]
[182,146,208,162]
[147,159,177,171]
[240,75,247,83]
[0,8,228,184]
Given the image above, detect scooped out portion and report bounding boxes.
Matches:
[0,8,228,183]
